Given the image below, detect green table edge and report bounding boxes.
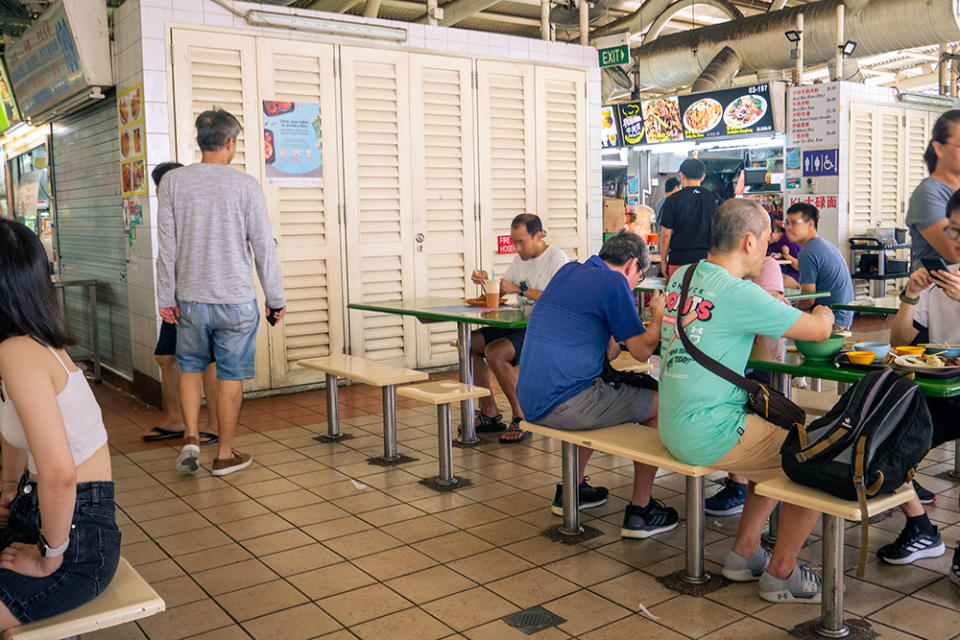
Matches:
[747,358,960,397]
[348,301,529,329]
[831,302,899,315]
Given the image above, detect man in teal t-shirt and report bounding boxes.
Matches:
[659,198,836,604]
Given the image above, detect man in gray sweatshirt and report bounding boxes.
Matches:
[157,108,286,476]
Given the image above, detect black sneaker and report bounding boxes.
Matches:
[550,478,609,516]
[913,480,936,505]
[621,499,679,539]
[877,521,945,565]
[705,478,748,517]
[950,547,960,588]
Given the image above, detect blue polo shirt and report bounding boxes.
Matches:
[517,256,645,422]
[797,237,855,326]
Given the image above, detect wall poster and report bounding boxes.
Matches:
[118,83,146,197]
[263,101,323,187]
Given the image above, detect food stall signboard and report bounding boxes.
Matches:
[788,83,840,148]
[263,101,323,187]
[617,83,775,147]
[117,84,146,197]
[600,105,621,148]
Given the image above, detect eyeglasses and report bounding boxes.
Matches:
[944,226,960,241]
[783,218,806,226]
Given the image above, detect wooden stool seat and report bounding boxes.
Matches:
[609,354,654,374]
[3,557,164,640]
[396,382,490,405]
[299,354,427,387]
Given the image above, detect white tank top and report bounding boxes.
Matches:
[0,346,108,474]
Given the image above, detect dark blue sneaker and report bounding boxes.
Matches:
[705,478,748,517]
[621,499,679,539]
[913,480,936,505]
[877,521,945,565]
[550,479,609,516]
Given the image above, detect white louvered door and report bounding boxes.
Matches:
[904,110,931,199]
[847,104,875,236]
[875,106,905,230]
[409,54,477,367]
[341,47,416,366]
[477,60,538,276]
[535,67,588,262]
[256,39,344,387]
[170,29,271,390]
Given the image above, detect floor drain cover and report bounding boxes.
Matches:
[501,606,566,635]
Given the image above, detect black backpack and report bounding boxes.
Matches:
[780,369,933,575]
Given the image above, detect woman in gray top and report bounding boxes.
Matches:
[907,110,960,269]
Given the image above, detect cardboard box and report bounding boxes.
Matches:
[603,198,626,234]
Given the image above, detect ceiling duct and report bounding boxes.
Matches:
[632,0,960,91]
[550,0,608,29]
[601,65,633,102]
[691,46,741,91]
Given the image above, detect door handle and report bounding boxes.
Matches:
[415,233,425,243]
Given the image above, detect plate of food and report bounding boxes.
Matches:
[683,98,723,134]
[894,354,960,377]
[465,297,506,307]
[724,94,768,129]
[642,97,684,143]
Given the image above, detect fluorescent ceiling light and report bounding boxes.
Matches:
[246,10,407,42]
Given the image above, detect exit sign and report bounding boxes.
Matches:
[594,31,630,68]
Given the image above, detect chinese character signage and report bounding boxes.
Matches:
[118,84,146,197]
[263,101,323,187]
[788,83,840,148]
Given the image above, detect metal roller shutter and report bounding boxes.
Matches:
[52,96,132,377]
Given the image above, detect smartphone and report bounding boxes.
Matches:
[922,257,949,274]
[266,307,282,326]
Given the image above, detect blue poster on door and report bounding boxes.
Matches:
[263,101,323,187]
[802,149,838,177]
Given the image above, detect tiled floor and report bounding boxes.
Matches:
[83,351,960,639]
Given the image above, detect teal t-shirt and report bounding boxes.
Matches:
[658,261,802,466]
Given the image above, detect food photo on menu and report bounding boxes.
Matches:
[641,97,684,143]
[724,93,768,131]
[600,106,620,148]
[682,98,723,135]
[617,102,645,145]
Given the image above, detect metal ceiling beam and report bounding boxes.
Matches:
[415,0,502,26]
[305,0,361,13]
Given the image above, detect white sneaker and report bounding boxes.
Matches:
[758,565,822,603]
[175,438,200,473]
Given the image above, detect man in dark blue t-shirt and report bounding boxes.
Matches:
[517,231,678,539]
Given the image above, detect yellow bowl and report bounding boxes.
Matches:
[845,351,877,365]
[894,346,925,356]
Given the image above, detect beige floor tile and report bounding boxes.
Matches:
[304,515,374,541]
[448,548,535,583]
[220,513,293,540]
[121,540,168,566]
[359,503,427,527]
[324,528,404,559]
[482,491,551,516]
[840,575,905,617]
[849,558,942,593]
[698,616,789,639]
[156,526,233,556]
[174,542,253,573]
[409,492,477,514]
[421,586,519,631]
[352,545,438,581]
[646,595,744,637]
[138,599,234,640]
[192,558,278,595]
[138,510,211,539]
[543,589,633,636]
[589,569,679,610]
[242,528,315,556]
[223,466,282,486]
[151,575,208,609]
[83,622,148,639]
[752,601,828,630]
[434,504,510,529]
[543,551,633,587]
[116,484,176,508]
[467,517,542,546]
[332,490,403,514]
[135,558,185,583]
[914,576,960,609]
[350,606,455,640]
[319,583,414,626]
[181,487,249,510]
[165,476,233,497]
[199,499,271,524]
[242,603,342,640]
[278,501,350,527]
[123,497,193,522]
[215,578,309,620]
[870,595,960,640]
[287,561,376,599]
[502,537,581,566]
[386,565,478,604]
[463,619,572,640]
[592,537,682,569]
[412,531,495,563]
[580,614,687,640]
[238,478,303,498]
[488,567,580,608]
[256,488,325,511]
[261,542,342,576]
[382,515,459,543]
[703,579,770,615]
[186,625,253,639]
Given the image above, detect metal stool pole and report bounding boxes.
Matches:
[437,403,456,486]
[816,515,850,638]
[382,384,399,462]
[952,441,960,480]
[559,441,583,536]
[682,475,709,584]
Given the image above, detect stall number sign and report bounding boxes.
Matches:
[596,32,630,68]
[497,235,516,254]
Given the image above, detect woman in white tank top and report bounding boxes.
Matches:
[0,219,119,629]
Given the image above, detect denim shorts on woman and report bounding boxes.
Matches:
[176,299,259,380]
[0,475,120,625]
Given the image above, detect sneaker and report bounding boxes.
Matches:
[758,564,823,603]
[175,437,200,473]
[949,547,960,588]
[722,545,772,581]
[877,522,945,565]
[550,478,609,516]
[913,480,936,505]
[211,451,253,476]
[705,478,748,517]
[621,499,679,539]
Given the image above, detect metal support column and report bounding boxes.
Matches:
[559,441,583,535]
[382,385,399,462]
[952,441,960,480]
[437,404,456,485]
[457,323,479,445]
[837,382,851,396]
[682,476,709,584]
[816,515,850,638]
[325,374,341,438]
[766,503,780,544]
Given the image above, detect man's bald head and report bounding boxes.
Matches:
[710,198,770,254]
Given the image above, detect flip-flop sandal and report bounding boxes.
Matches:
[458,412,507,436]
[499,424,532,444]
[143,427,219,445]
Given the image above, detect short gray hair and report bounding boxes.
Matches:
[195,108,241,152]
[710,198,769,254]
[599,229,650,270]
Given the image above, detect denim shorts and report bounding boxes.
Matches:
[177,299,259,380]
[0,475,120,625]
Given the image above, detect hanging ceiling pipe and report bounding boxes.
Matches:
[633,0,960,91]
[363,0,382,17]
[580,0,589,45]
[541,0,550,39]
[592,0,667,39]
[833,3,843,81]
[940,42,950,96]
[691,46,741,90]
[644,0,743,41]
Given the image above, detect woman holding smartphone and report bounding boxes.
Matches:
[0,219,119,629]
[907,110,960,270]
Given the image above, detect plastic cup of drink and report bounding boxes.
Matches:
[483,279,501,308]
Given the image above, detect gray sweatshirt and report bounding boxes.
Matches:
[156,163,286,309]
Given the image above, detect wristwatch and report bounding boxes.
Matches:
[899,290,920,305]
[37,532,69,558]
[518,282,528,298]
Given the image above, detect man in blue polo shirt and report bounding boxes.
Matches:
[517,231,678,539]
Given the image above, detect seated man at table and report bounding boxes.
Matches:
[517,231,678,538]
[783,202,855,330]
[877,190,960,585]
[469,213,569,442]
[659,198,835,602]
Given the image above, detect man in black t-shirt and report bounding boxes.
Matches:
[659,158,717,278]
